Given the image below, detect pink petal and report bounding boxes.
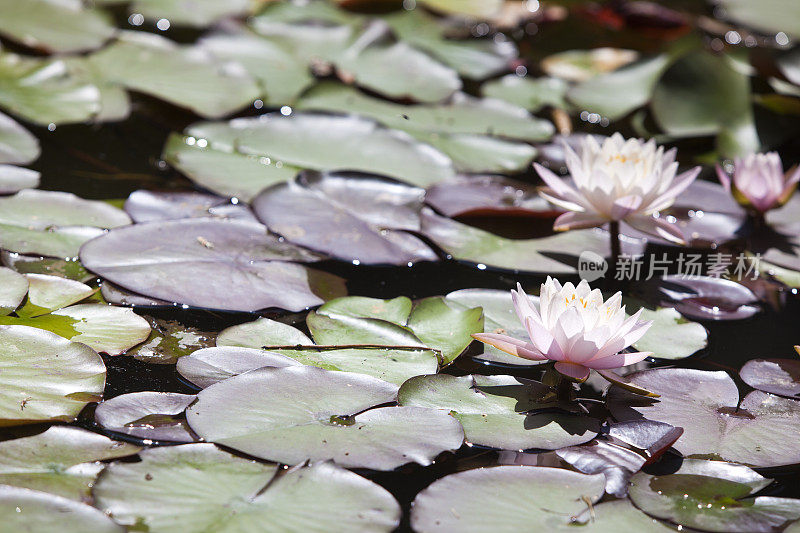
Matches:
[540,191,586,213]
[626,215,685,244]
[471,333,547,361]
[553,211,607,231]
[649,166,701,211]
[610,195,643,221]
[554,361,590,382]
[586,351,653,369]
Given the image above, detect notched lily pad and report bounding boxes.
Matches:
[94,391,198,443]
[740,358,800,399]
[185,366,464,470]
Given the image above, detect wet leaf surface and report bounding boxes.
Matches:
[740,358,800,399]
[186,366,464,470]
[94,391,197,443]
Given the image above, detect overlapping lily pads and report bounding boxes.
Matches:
[629,459,800,532]
[0,325,105,426]
[399,374,598,451]
[185,366,464,469]
[0,189,130,258]
[79,218,346,312]
[94,443,401,532]
[411,466,605,532]
[94,391,197,443]
[608,368,800,467]
[0,426,139,500]
[87,32,261,118]
[253,171,437,266]
[0,266,27,315]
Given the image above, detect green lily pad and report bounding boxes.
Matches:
[383,9,515,80]
[398,374,598,450]
[98,0,252,28]
[125,317,213,364]
[565,499,681,532]
[94,391,198,443]
[629,459,800,532]
[0,325,105,426]
[0,266,27,315]
[0,189,130,258]
[87,31,261,119]
[0,485,124,533]
[0,165,40,194]
[0,111,39,164]
[411,465,605,532]
[568,54,674,121]
[216,307,442,384]
[1,254,93,282]
[632,305,708,360]
[651,50,759,157]
[176,346,302,388]
[61,57,131,123]
[94,443,401,532]
[199,31,315,105]
[608,368,800,467]
[0,426,139,500]
[482,75,569,112]
[0,52,101,126]
[185,366,464,469]
[420,208,646,274]
[417,0,503,18]
[19,274,95,317]
[310,294,483,366]
[714,0,800,39]
[0,0,115,53]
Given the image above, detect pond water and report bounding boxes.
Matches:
[2,0,800,532]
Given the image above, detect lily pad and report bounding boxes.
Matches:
[0,165,40,194]
[608,368,800,467]
[20,274,95,317]
[383,9,515,79]
[0,0,115,53]
[411,466,605,532]
[0,52,101,126]
[252,171,437,266]
[0,266,27,315]
[309,294,483,366]
[176,346,302,389]
[94,443,401,532]
[0,303,151,355]
[629,459,800,532]
[2,253,93,282]
[482,75,569,112]
[124,189,256,224]
[740,358,800,399]
[94,391,198,443]
[0,485,124,533]
[79,218,347,312]
[125,317,213,364]
[399,374,598,451]
[541,48,639,82]
[631,305,708,359]
[0,189,130,258]
[0,111,39,164]
[199,31,315,106]
[0,325,105,426]
[0,426,139,500]
[640,276,760,321]
[185,366,464,469]
[103,0,253,28]
[87,31,261,118]
[713,0,800,39]
[417,0,503,18]
[556,440,646,497]
[425,175,557,218]
[420,208,647,274]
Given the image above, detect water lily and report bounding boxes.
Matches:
[535,133,701,244]
[472,278,653,383]
[715,152,800,214]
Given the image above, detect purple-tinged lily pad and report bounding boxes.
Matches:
[608,368,800,467]
[740,358,800,399]
[556,440,645,497]
[425,175,558,218]
[79,218,347,312]
[94,391,198,443]
[124,190,257,223]
[252,171,437,266]
[637,275,760,321]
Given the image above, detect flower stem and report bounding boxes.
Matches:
[609,220,621,284]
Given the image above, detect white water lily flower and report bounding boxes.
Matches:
[472,277,653,383]
[535,133,701,243]
[716,152,800,214]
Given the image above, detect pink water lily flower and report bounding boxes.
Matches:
[472,278,653,383]
[535,133,701,244]
[716,152,800,214]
